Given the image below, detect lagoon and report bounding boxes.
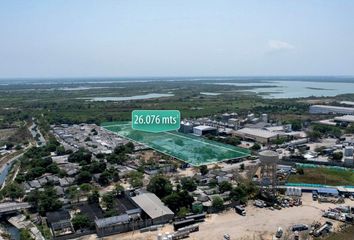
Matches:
[215,80,354,98]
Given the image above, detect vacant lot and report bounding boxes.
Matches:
[80,193,354,240]
[324,225,354,240]
[288,167,354,186]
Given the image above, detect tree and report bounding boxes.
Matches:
[98,171,111,186]
[20,229,34,240]
[230,182,258,204]
[72,213,91,231]
[240,163,245,171]
[88,190,100,204]
[112,171,120,182]
[181,177,197,192]
[332,151,343,161]
[212,196,224,212]
[114,184,124,196]
[2,183,24,200]
[46,163,60,174]
[251,143,261,151]
[102,192,115,210]
[163,191,193,213]
[37,186,62,215]
[67,186,80,203]
[199,165,208,175]
[219,181,232,193]
[5,142,14,150]
[128,171,144,188]
[147,175,173,199]
[55,146,66,156]
[76,170,92,184]
[68,149,92,164]
[177,207,189,218]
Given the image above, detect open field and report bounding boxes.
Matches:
[79,193,354,240]
[102,122,250,166]
[324,225,354,240]
[288,167,354,186]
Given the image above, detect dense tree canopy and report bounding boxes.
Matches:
[147,175,173,199]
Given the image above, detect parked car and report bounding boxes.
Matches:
[291,224,309,232]
[275,227,283,238]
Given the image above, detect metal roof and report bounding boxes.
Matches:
[317,188,339,195]
[131,193,174,219]
[236,128,278,139]
[95,214,130,228]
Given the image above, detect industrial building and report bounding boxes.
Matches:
[179,121,194,134]
[334,115,354,123]
[131,192,174,225]
[193,125,217,136]
[94,192,174,237]
[309,105,354,115]
[233,128,279,144]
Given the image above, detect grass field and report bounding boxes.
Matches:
[102,122,250,166]
[288,167,354,186]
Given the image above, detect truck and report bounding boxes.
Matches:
[235,206,246,216]
[313,222,332,237]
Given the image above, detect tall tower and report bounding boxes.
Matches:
[259,150,279,200]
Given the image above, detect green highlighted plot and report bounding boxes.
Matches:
[101,121,250,166]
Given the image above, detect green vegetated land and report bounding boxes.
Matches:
[102,122,250,166]
[0,80,312,127]
[288,168,354,186]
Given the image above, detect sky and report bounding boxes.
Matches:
[0,0,354,78]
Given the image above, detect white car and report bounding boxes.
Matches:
[224,234,231,240]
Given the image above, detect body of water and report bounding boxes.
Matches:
[83,93,174,101]
[215,80,354,98]
[200,92,221,96]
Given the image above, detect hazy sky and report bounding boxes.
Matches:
[1,1,354,78]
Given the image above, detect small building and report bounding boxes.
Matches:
[46,210,74,237]
[130,193,174,225]
[317,188,339,197]
[193,125,217,136]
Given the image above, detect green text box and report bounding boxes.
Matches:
[132,110,180,133]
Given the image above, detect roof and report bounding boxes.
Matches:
[311,105,354,111]
[334,115,354,123]
[46,210,71,224]
[193,125,217,131]
[131,193,174,219]
[317,188,339,195]
[95,214,130,228]
[235,128,278,139]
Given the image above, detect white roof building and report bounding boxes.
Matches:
[334,115,354,123]
[233,128,279,144]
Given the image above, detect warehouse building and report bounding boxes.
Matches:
[131,192,174,225]
[193,125,217,136]
[95,192,174,237]
[233,128,279,144]
[334,115,354,123]
[309,105,354,115]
